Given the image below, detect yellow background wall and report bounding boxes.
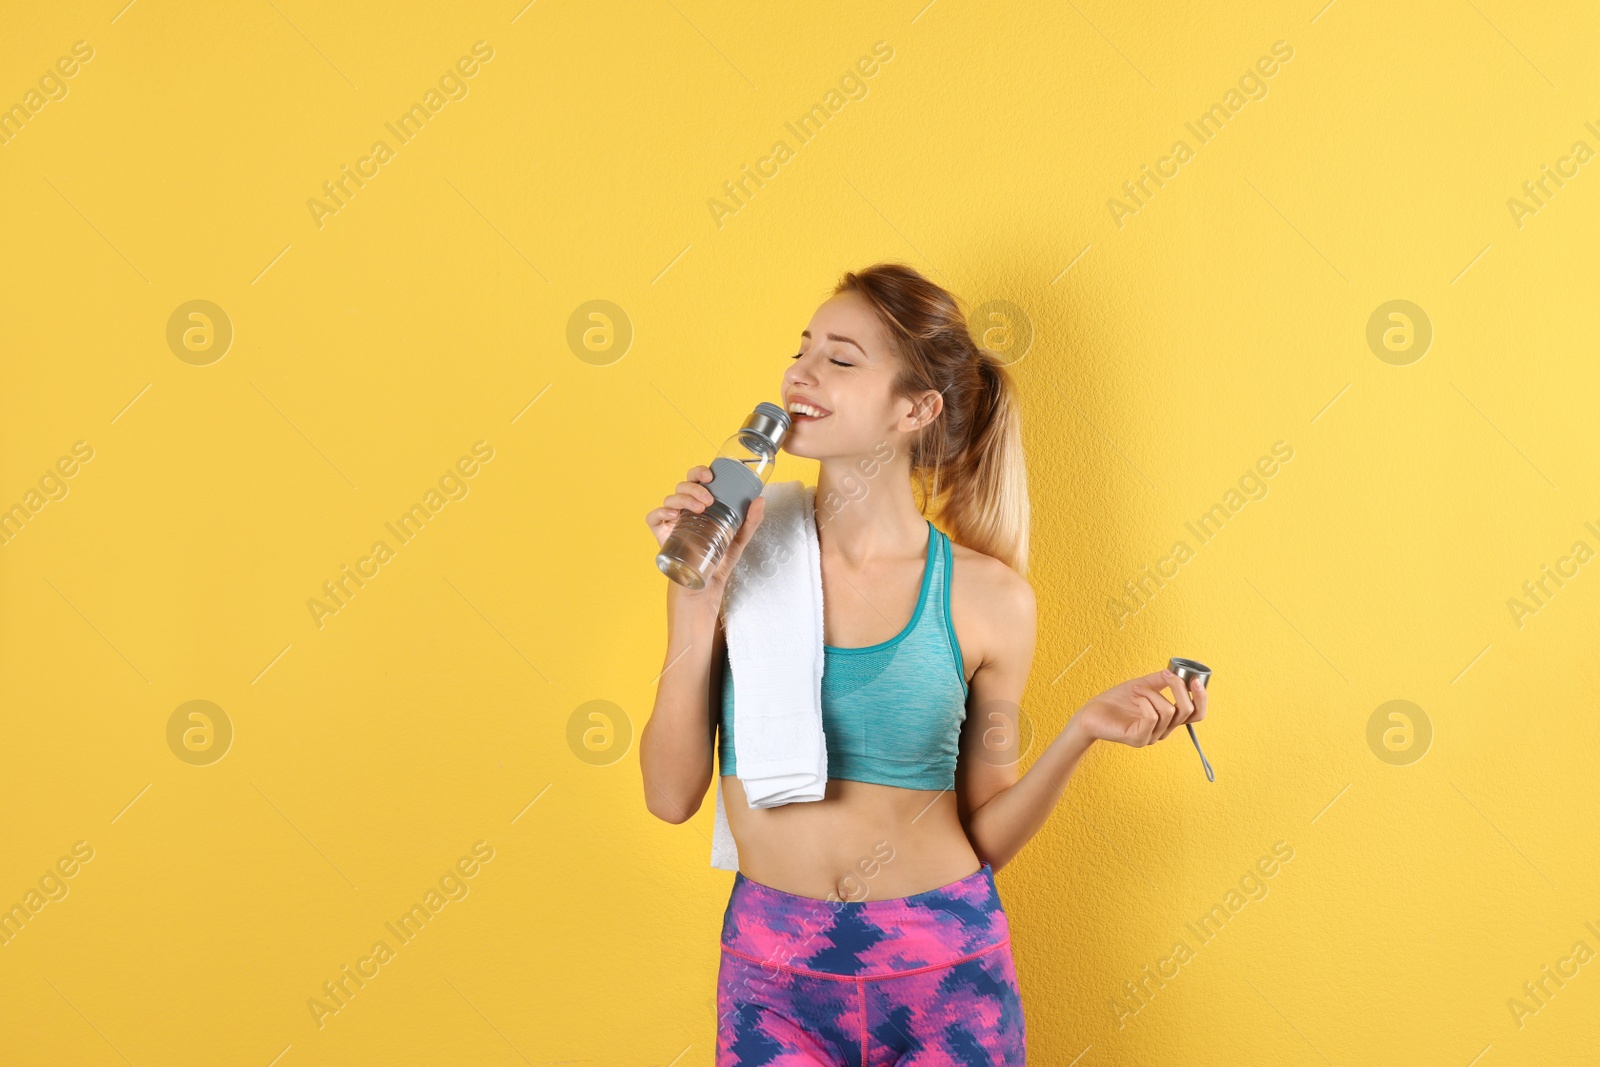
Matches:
[2,1,1596,1063]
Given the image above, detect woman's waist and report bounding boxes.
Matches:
[717,776,1009,976]
[729,830,982,906]
[721,777,972,878]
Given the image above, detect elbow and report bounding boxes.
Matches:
[643,779,700,824]
[646,796,684,824]
[638,735,711,824]
[648,797,700,824]
[970,840,1010,874]
[962,812,1009,872]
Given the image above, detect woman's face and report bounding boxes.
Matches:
[780,291,935,460]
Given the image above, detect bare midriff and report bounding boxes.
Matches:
[719,774,982,902]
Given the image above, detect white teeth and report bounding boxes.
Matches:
[788,401,828,417]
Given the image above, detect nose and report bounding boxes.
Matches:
[783,352,817,391]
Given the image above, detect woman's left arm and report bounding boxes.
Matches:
[952,563,1060,872]
[954,566,1205,871]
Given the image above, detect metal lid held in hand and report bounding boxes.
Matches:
[744,401,792,450]
[1169,656,1215,783]
[1168,657,1211,688]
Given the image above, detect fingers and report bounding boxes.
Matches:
[680,466,715,506]
[1129,694,1160,746]
[646,466,716,533]
[1160,670,1194,741]
[1091,670,1212,750]
[671,478,715,510]
[651,479,714,527]
[1155,694,1177,743]
[1133,677,1177,745]
[1166,670,1195,719]
[1134,668,1170,691]
[730,497,765,546]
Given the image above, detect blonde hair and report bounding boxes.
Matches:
[833,262,1030,575]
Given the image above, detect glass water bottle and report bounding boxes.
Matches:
[657,401,791,590]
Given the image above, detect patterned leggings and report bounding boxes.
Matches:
[716,860,1026,1065]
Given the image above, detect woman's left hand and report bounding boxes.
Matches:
[1068,668,1206,748]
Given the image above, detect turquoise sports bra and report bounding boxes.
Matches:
[717,519,970,791]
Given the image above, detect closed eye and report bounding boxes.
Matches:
[790,351,854,367]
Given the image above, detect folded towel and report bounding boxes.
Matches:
[711,479,827,870]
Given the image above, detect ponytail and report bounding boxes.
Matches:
[832,264,1030,574]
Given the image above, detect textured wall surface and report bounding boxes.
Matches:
[2,1,1597,1064]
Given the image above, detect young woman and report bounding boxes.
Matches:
[641,263,1207,1065]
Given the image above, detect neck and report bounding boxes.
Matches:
[813,455,928,564]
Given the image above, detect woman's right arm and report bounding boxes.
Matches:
[639,467,765,823]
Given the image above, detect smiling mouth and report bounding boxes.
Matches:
[788,401,831,421]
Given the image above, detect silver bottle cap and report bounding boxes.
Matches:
[744,401,792,450]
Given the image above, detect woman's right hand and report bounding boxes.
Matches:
[646,465,767,605]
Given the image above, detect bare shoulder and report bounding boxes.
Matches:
[949,540,1034,615]
[947,539,1035,671]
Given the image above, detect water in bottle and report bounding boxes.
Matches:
[657,401,791,589]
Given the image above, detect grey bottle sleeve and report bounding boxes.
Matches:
[705,456,763,523]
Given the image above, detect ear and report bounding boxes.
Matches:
[901,388,942,432]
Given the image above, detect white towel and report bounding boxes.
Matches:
[710,479,827,870]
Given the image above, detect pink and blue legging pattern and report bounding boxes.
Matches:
[716,861,1026,1065]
